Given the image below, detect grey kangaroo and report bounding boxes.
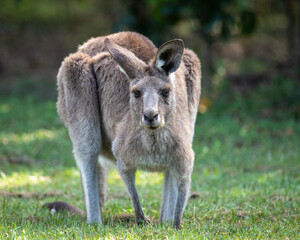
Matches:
[53,31,201,229]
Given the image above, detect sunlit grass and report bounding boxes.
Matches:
[0,103,10,114]
[0,95,299,239]
[0,172,50,188]
[0,129,56,145]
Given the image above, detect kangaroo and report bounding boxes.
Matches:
[51,31,201,229]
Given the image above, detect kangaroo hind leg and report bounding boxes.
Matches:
[160,170,178,224]
[97,161,107,212]
[57,52,102,224]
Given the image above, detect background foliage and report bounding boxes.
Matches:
[0,0,299,102]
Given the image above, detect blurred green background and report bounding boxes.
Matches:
[0,0,299,117]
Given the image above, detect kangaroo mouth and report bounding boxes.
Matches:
[141,123,161,131]
[149,126,159,130]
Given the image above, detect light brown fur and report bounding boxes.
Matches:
[55,31,201,229]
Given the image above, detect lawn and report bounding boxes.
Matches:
[0,95,299,239]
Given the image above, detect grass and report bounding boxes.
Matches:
[0,95,299,239]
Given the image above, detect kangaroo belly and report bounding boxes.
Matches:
[134,154,172,172]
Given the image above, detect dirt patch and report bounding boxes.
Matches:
[0,191,69,199]
[104,214,156,227]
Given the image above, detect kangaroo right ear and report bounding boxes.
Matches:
[155,39,184,75]
[104,38,146,79]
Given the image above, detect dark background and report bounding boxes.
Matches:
[0,0,299,119]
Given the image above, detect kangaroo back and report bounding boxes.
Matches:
[79,31,157,62]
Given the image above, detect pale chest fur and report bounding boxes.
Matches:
[136,130,172,171]
[113,126,178,172]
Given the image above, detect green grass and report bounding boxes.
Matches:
[0,96,299,239]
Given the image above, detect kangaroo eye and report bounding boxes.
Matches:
[133,90,142,98]
[161,89,170,98]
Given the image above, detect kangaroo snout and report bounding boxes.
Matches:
[142,110,161,129]
[144,113,158,122]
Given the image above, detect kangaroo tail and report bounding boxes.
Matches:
[43,201,85,217]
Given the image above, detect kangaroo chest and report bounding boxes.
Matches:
[131,130,175,172]
[112,125,179,172]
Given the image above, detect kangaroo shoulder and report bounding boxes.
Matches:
[182,48,201,81]
[182,48,201,110]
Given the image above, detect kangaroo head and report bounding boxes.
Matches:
[105,38,184,130]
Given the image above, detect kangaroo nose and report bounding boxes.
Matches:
[144,113,158,123]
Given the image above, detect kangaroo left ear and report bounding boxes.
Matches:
[154,39,184,75]
[104,38,147,79]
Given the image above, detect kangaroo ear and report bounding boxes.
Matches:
[104,38,146,79]
[155,39,184,75]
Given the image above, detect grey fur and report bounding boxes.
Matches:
[56,31,201,229]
